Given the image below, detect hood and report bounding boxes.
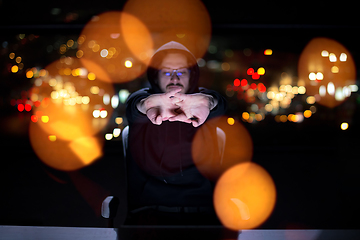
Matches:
[147,41,200,94]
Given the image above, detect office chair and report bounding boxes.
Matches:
[101,125,226,226]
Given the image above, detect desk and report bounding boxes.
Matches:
[1,225,359,240]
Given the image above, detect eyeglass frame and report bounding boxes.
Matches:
[158,68,191,79]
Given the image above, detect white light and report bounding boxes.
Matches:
[319,85,326,97]
[78,68,88,77]
[341,122,349,130]
[119,89,130,103]
[93,110,100,118]
[111,95,119,109]
[103,94,110,105]
[321,50,329,57]
[124,60,132,68]
[316,72,324,80]
[327,82,335,95]
[329,53,337,62]
[296,112,304,123]
[340,53,347,62]
[335,87,344,101]
[100,110,108,118]
[100,49,108,58]
[349,85,358,92]
[105,133,113,140]
[113,128,121,138]
[197,58,206,67]
[309,72,316,81]
[343,86,351,97]
[298,86,306,94]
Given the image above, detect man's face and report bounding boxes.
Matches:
[158,53,190,94]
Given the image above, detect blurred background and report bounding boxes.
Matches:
[0,0,359,229]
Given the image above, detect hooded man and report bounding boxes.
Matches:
[125,41,227,225]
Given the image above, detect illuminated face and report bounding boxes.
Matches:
[158,53,190,94]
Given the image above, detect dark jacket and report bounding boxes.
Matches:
[125,41,227,211]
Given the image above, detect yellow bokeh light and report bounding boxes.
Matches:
[48,135,57,142]
[11,65,19,73]
[341,122,349,130]
[88,72,96,80]
[264,49,273,55]
[41,116,49,123]
[115,117,123,125]
[227,117,235,125]
[9,52,15,59]
[124,60,133,68]
[214,162,276,230]
[26,70,34,78]
[257,67,265,75]
[242,112,250,120]
[304,110,312,118]
[16,56,22,63]
[90,86,100,94]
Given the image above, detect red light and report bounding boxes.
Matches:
[234,79,240,87]
[252,72,260,80]
[10,99,16,106]
[241,79,248,87]
[17,104,24,112]
[250,83,257,90]
[31,115,38,123]
[247,68,254,75]
[25,104,32,111]
[34,100,41,107]
[258,83,266,92]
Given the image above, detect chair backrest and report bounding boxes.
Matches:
[122,125,129,159]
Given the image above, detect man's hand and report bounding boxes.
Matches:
[137,88,183,125]
[169,93,216,127]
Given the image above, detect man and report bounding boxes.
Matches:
[125,41,227,225]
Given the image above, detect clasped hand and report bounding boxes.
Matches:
[139,88,213,127]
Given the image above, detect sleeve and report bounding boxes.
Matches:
[125,88,152,125]
[199,87,227,119]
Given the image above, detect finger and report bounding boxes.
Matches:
[169,114,192,124]
[154,115,162,125]
[191,119,200,127]
[166,88,182,98]
[174,92,187,101]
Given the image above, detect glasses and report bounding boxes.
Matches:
[159,68,190,79]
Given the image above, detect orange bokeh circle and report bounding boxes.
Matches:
[298,37,356,108]
[192,116,253,181]
[79,11,150,83]
[123,0,211,60]
[29,121,103,171]
[31,57,114,141]
[214,162,276,230]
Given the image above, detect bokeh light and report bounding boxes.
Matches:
[214,162,276,230]
[122,0,211,61]
[298,38,356,108]
[29,121,103,171]
[119,12,153,65]
[78,11,149,83]
[29,57,114,170]
[192,116,253,181]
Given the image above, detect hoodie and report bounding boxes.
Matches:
[125,41,227,211]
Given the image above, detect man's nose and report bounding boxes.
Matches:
[170,73,180,81]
